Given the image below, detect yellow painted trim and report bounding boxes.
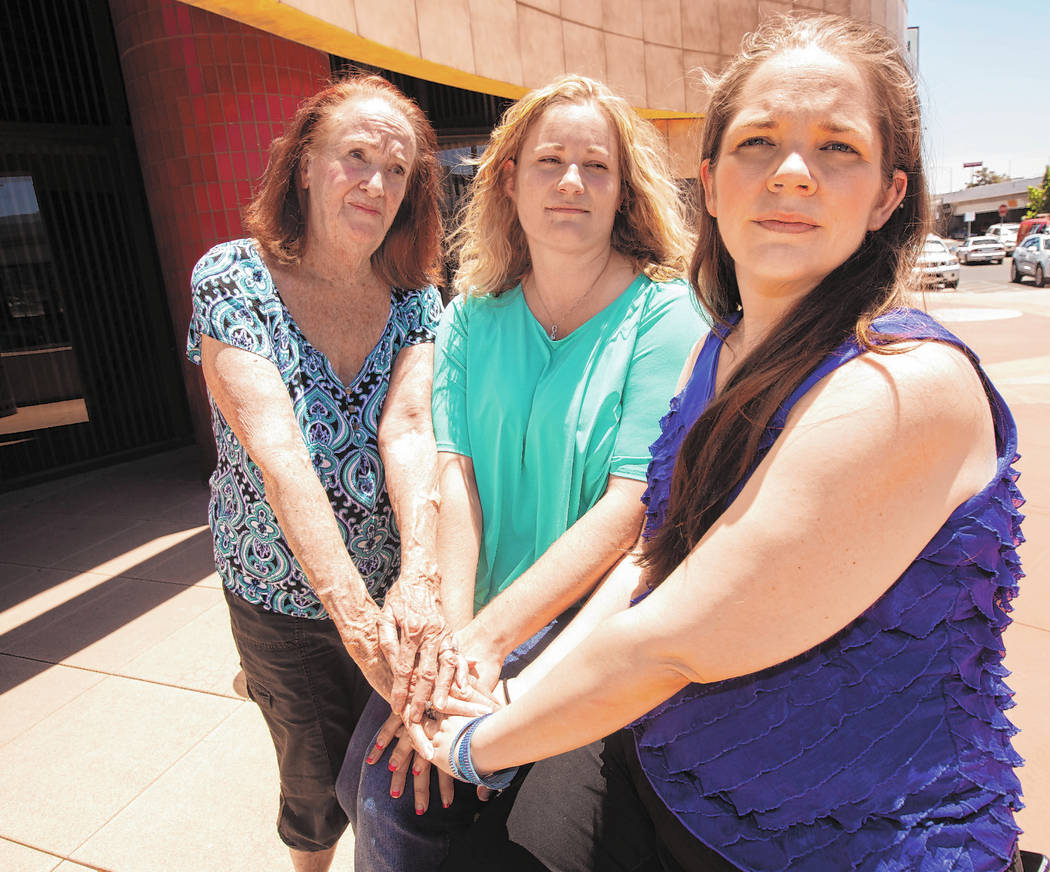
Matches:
[181,0,528,98]
[180,0,706,120]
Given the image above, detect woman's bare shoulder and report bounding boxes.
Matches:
[809,338,987,425]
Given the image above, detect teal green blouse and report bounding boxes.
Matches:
[432,274,706,611]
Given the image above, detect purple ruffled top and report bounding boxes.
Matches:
[633,308,1025,871]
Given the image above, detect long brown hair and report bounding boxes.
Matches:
[641,14,930,586]
[243,75,442,289]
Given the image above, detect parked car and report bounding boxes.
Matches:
[1017,215,1050,245]
[985,223,1021,255]
[955,236,1005,264]
[1010,233,1050,287]
[912,234,959,289]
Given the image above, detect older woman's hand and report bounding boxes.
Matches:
[334,596,472,715]
[336,600,398,697]
[378,574,469,722]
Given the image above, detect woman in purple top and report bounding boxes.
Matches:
[414,14,1027,872]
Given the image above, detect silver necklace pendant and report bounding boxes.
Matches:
[550,324,558,340]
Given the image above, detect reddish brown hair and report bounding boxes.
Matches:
[243,75,442,289]
[642,14,930,587]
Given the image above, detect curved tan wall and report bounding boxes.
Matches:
[181,0,909,116]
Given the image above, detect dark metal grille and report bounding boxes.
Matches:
[329,57,512,137]
[0,0,120,127]
[0,0,190,489]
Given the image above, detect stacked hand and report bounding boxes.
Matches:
[367,573,502,811]
[364,676,503,813]
[369,583,513,812]
[378,573,467,725]
[365,691,505,811]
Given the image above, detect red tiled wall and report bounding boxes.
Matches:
[107,0,330,470]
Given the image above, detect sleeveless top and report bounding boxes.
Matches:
[633,308,1024,872]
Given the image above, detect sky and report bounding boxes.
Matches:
[907,0,1050,195]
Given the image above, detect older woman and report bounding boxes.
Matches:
[186,76,483,872]
[420,16,1030,872]
[337,75,704,872]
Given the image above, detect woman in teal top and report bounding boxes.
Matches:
[434,272,696,612]
[337,75,705,872]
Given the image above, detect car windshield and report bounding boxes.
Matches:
[970,237,997,245]
[923,240,948,254]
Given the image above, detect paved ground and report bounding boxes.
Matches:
[0,269,1047,870]
[919,263,1050,858]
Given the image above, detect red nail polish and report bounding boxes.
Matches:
[374,741,384,750]
[416,807,424,815]
[412,769,421,776]
[388,762,397,772]
[443,800,450,808]
[391,790,401,798]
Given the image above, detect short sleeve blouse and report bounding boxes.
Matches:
[432,274,706,610]
[186,239,442,618]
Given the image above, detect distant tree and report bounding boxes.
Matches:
[1025,166,1050,218]
[965,167,1009,188]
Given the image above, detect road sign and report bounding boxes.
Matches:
[964,211,975,222]
[999,204,1008,218]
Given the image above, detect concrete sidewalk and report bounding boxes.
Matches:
[1,288,1048,871]
[0,444,349,871]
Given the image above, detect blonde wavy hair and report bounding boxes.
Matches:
[450,75,693,297]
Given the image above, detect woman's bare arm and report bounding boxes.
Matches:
[457,474,647,690]
[422,341,998,771]
[504,545,647,702]
[377,342,459,721]
[435,451,484,634]
[201,335,393,695]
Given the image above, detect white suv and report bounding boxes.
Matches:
[985,223,1021,255]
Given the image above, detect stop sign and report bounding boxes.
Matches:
[999,204,1008,218]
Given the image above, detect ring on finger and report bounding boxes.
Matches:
[423,702,437,720]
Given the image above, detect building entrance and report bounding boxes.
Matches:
[0,0,190,489]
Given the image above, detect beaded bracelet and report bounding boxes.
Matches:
[448,713,519,791]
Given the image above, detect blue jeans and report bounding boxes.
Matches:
[336,613,575,872]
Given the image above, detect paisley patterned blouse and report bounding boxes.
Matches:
[187,239,442,618]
